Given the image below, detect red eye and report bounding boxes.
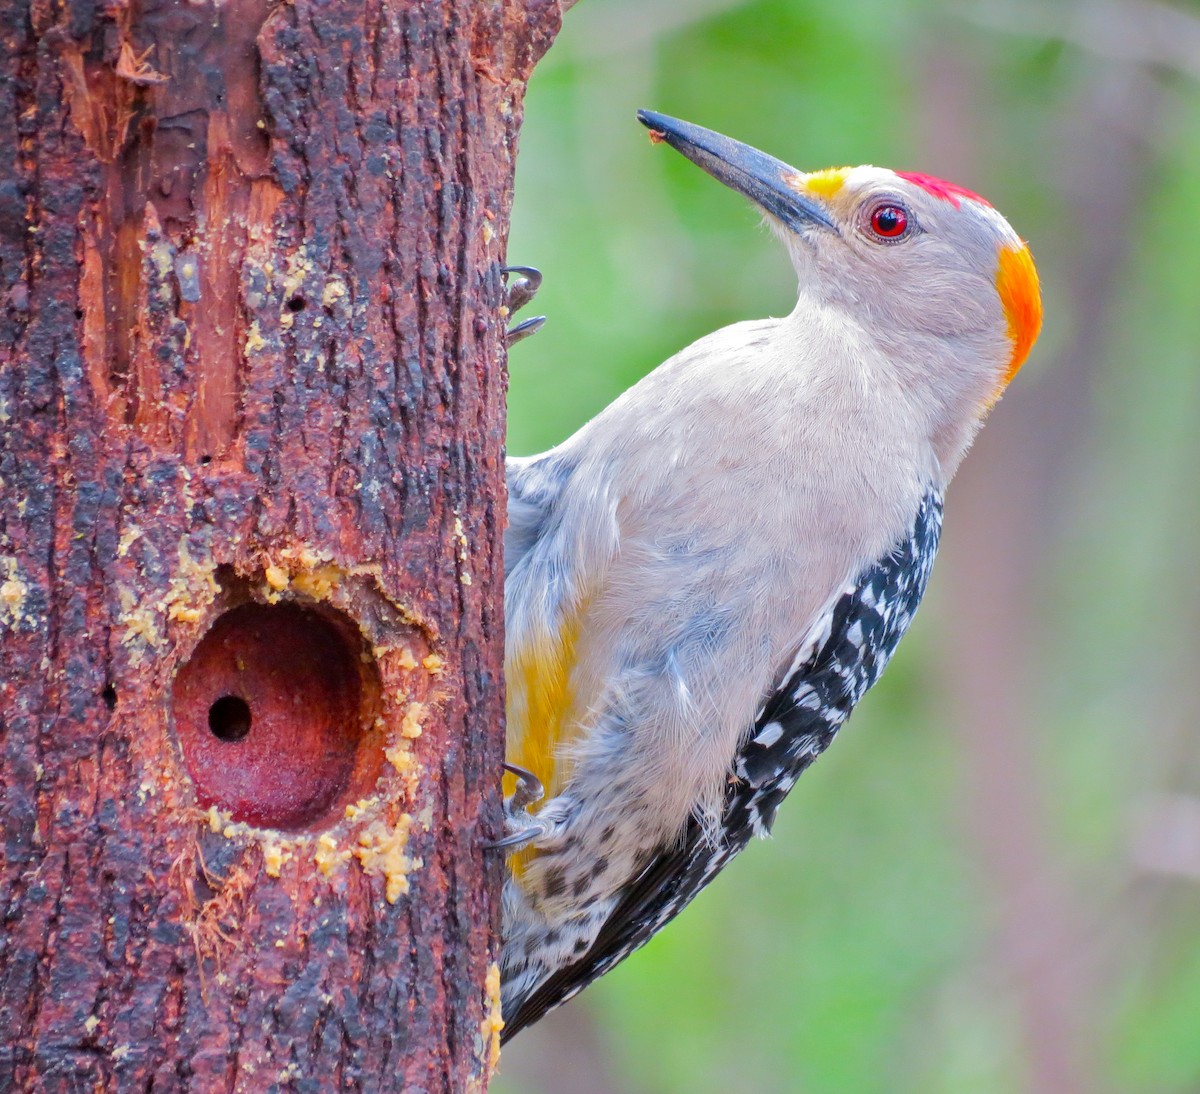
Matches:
[869,203,909,240]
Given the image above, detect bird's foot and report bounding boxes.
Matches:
[487,761,550,851]
[503,265,542,313]
[502,265,546,347]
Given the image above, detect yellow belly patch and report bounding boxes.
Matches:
[505,602,587,881]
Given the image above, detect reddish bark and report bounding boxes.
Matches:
[0,0,561,1088]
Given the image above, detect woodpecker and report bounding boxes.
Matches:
[498,110,1042,1041]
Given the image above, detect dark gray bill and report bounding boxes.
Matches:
[637,110,836,234]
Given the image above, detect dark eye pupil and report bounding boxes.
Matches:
[871,205,907,237]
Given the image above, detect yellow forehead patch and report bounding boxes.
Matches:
[995,242,1042,386]
[801,168,850,197]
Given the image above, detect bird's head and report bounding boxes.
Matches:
[638,110,1042,415]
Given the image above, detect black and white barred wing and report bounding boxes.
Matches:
[500,492,943,1042]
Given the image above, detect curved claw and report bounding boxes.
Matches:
[501,265,543,315]
[503,761,545,809]
[506,315,546,347]
[484,761,548,852]
[484,822,549,852]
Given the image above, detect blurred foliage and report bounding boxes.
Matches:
[495,1,1200,1091]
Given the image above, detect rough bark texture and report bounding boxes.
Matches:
[0,0,560,1089]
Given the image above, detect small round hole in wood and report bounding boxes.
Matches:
[173,601,382,829]
[207,695,252,741]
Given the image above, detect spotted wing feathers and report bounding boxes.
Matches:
[500,491,944,1041]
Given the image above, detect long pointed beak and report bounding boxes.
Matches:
[637,110,836,234]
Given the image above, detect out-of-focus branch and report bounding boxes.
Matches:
[918,35,1167,1094]
[539,0,754,63]
[963,0,1200,80]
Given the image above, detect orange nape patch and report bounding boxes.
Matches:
[995,242,1042,386]
[800,167,850,197]
[896,171,991,209]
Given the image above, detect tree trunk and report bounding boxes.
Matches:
[0,0,560,1088]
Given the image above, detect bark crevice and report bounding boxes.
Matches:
[0,0,564,1087]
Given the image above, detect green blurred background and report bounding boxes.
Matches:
[495,1,1200,1091]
